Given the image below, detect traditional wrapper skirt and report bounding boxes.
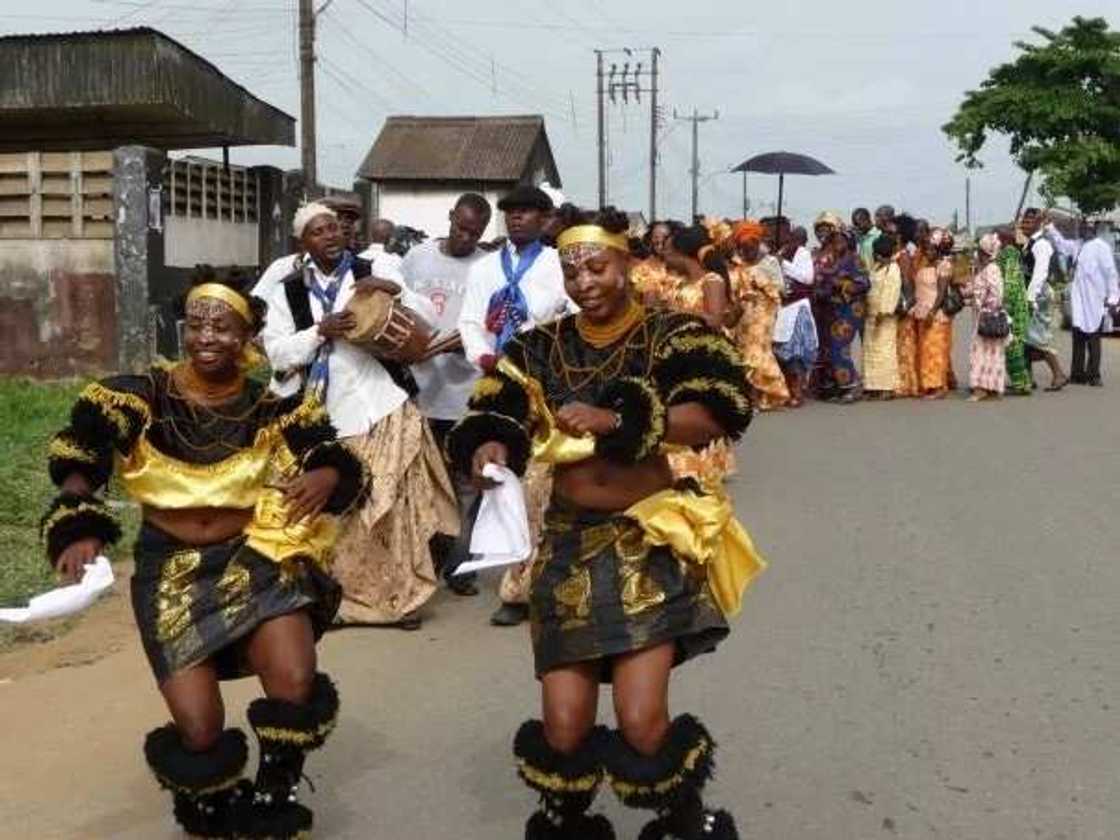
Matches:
[131,524,340,684]
[774,301,818,372]
[529,500,729,680]
[862,314,900,392]
[332,401,459,624]
[895,317,921,397]
[1027,284,1057,354]
[917,315,952,392]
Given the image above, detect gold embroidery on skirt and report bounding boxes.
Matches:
[553,567,592,630]
[216,556,251,623]
[616,526,666,616]
[156,550,201,643]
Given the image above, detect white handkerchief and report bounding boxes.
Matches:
[0,556,115,623]
[454,464,532,575]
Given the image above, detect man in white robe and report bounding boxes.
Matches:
[1047,218,1120,386]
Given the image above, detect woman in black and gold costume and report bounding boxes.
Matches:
[447,208,765,840]
[42,270,367,839]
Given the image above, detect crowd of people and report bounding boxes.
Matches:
[631,204,1119,407]
[36,181,1117,840]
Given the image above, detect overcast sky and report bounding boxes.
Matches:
[6,1,1116,229]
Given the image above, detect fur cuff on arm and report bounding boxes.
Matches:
[666,377,753,441]
[47,429,114,489]
[593,377,666,464]
[302,442,369,515]
[445,411,531,478]
[40,492,122,565]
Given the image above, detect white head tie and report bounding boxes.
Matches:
[292,202,337,238]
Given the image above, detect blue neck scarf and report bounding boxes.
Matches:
[486,240,544,353]
[306,250,354,398]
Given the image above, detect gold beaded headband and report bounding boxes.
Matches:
[556,225,629,254]
[186,283,252,323]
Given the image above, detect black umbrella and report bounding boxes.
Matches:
[731,152,835,235]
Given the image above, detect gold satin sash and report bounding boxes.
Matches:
[624,488,765,618]
[497,357,596,464]
[119,426,338,571]
[242,486,338,572]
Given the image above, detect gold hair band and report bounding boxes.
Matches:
[187,283,252,323]
[557,225,629,253]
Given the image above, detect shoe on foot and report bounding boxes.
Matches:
[491,603,529,626]
[398,610,422,631]
[447,575,480,596]
[1089,378,1104,387]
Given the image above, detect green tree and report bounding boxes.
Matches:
[943,16,1120,214]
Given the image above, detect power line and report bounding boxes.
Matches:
[349,0,575,124]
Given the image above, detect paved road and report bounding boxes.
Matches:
[2,331,1118,840]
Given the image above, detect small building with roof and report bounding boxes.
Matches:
[0,27,299,376]
[355,114,562,239]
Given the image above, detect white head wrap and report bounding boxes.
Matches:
[292,202,336,238]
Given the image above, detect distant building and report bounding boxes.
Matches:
[355,115,562,239]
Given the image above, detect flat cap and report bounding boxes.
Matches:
[497,185,554,212]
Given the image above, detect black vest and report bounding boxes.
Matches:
[279,256,418,398]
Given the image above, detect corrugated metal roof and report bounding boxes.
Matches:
[356,115,559,184]
[0,27,294,150]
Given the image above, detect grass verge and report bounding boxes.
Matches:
[0,377,138,650]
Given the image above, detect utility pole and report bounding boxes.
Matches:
[594,47,660,212]
[674,107,719,222]
[596,50,606,208]
[965,176,971,234]
[648,47,660,221]
[298,0,318,194]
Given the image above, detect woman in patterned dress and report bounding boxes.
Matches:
[811,213,870,403]
[893,215,924,397]
[968,233,1009,401]
[630,220,683,306]
[863,233,903,398]
[658,224,736,331]
[997,227,1033,395]
[911,229,955,400]
[729,219,790,410]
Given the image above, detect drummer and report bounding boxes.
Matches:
[261,202,458,631]
[399,193,493,595]
[250,194,367,302]
[458,184,572,628]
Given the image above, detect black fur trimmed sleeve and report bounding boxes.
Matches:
[593,377,666,464]
[273,397,368,514]
[445,337,534,477]
[49,375,152,489]
[652,317,754,441]
[40,492,122,565]
[274,397,335,457]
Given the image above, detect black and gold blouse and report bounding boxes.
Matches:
[446,309,753,479]
[43,367,366,567]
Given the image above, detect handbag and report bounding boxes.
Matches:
[977,309,1011,339]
